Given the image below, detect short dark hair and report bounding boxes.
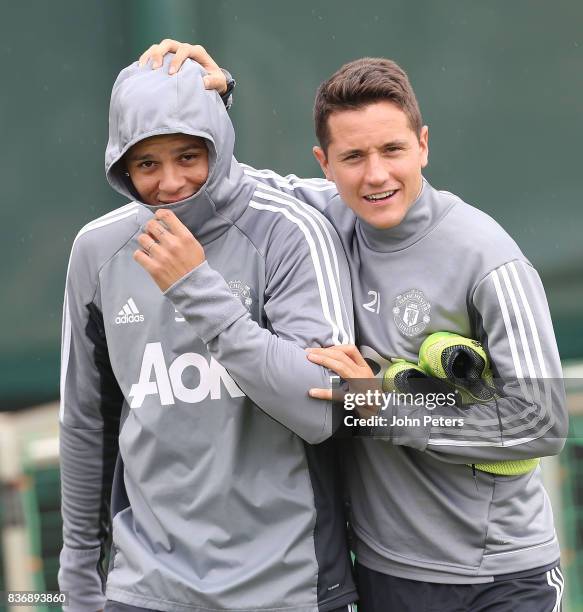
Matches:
[314,58,423,152]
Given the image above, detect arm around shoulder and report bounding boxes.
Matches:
[164,211,354,443]
[241,162,337,214]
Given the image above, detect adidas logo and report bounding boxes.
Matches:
[115,298,144,325]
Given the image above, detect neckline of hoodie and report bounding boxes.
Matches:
[355,179,456,253]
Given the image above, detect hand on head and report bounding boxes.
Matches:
[138,38,227,94]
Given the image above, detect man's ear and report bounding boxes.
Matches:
[313,146,332,181]
[419,125,429,168]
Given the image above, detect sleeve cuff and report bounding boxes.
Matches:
[59,544,105,611]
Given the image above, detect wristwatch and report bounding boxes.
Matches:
[220,69,236,109]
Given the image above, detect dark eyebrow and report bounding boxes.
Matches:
[339,148,363,158]
[338,139,409,159]
[382,140,408,148]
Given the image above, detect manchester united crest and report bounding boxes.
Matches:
[392,289,431,337]
[228,280,253,311]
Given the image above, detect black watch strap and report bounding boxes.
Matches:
[220,68,236,109]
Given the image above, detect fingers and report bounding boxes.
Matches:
[307,347,353,363]
[144,219,172,244]
[335,344,369,367]
[139,39,180,68]
[137,233,159,256]
[168,43,218,75]
[139,218,181,260]
[203,72,228,95]
[133,248,168,292]
[133,248,156,272]
[306,346,357,366]
[183,44,220,72]
[133,210,205,292]
[307,344,368,367]
[138,44,158,67]
[307,351,353,379]
[137,41,227,92]
[308,388,333,401]
[169,43,195,75]
[154,209,190,238]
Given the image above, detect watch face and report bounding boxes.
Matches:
[220,69,235,96]
[225,79,235,95]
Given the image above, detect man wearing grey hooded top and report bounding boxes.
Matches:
[142,42,569,611]
[58,55,357,611]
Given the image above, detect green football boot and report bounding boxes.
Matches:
[418,332,538,476]
[383,360,433,394]
[383,359,458,400]
[418,331,496,403]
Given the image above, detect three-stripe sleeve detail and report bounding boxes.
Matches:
[490,262,553,433]
[429,261,554,446]
[250,188,353,345]
[241,164,337,192]
[254,184,349,331]
[508,261,548,378]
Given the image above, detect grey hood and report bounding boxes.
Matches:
[105,54,255,244]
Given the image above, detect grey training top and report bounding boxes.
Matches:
[243,165,567,583]
[58,57,356,611]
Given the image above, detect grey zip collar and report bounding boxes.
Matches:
[356,178,453,253]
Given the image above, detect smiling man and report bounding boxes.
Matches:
[142,43,568,611]
[125,134,209,205]
[58,55,356,612]
[312,94,427,232]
